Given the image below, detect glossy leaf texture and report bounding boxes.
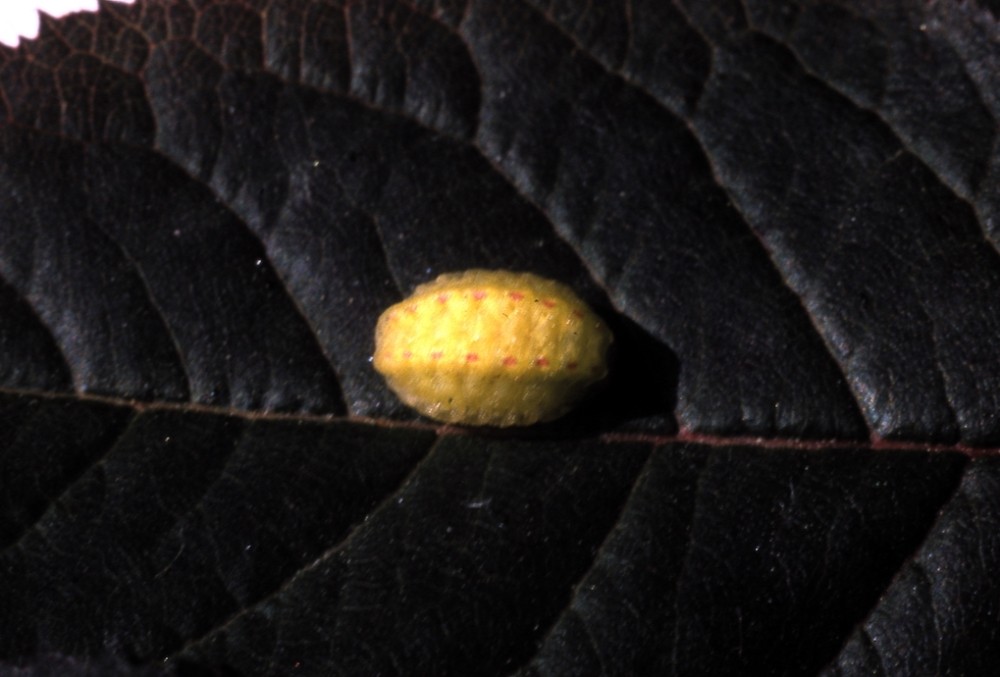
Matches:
[0,0,999,674]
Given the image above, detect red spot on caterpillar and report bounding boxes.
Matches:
[473,290,487,300]
[509,292,524,301]
[541,299,556,308]
[534,357,549,367]
[567,362,578,370]
[437,294,449,303]
[572,310,584,318]
[502,356,517,366]
[406,305,418,314]
[466,353,479,362]
[431,351,443,360]
[402,351,413,359]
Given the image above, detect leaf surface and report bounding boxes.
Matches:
[1,0,999,674]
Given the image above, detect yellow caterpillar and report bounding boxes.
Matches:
[373,269,613,426]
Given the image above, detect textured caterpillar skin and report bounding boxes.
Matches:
[373,269,613,426]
